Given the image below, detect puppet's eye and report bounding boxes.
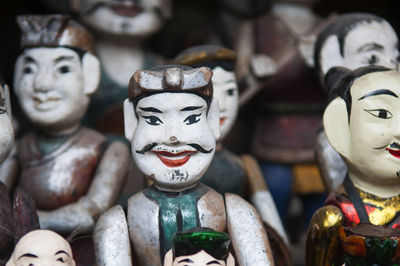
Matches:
[365,109,393,119]
[184,114,201,125]
[23,66,33,74]
[58,65,71,74]
[226,88,237,96]
[57,257,65,262]
[142,115,163,126]
[368,55,379,65]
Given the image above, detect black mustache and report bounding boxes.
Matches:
[187,144,213,154]
[374,142,400,150]
[135,143,213,154]
[135,143,158,154]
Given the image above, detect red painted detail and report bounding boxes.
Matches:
[153,151,197,167]
[386,148,400,159]
[220,117,226,125]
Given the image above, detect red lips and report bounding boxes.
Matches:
[153,150,197,167]
[111,3,142,17]
[220,117,226,125]
[386,148,400,158]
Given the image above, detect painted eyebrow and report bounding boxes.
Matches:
[178,258,194,263]
[54,56,75,64]
[139,107,163,113]
[207,260,222,265]
[180,106,204,111]
[55,250,70,256]
[357,43,384,53]
[358,89,398,100]
[24,56,36,64]
[18,253,38,259]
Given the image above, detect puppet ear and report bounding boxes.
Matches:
[123,99,138,141]
[323,97,351,159]
[163,249,173,266]
[82,53,101,95]
[13,55,24,96]
[319,35,344,77]
[207,99,221,141]
[226,253,235,266]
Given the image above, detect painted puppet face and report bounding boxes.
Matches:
[80,0,170,37]
[132,93,216,189]
[14,47,97,132]
[342,20,399,71]
[6,230,76,266]
[347,71,400,180]
[172,250,228,266]
[212,67,239,140]
[0,90,14,163]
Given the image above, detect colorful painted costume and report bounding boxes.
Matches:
[307,176,400,265]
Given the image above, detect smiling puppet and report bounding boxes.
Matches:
[13,15,130,239]
[307,66,400,265]
[313,12,400,191]
[94,65,273,266]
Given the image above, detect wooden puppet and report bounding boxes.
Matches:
[73,0,170,135]
[0,82,17,190]
[313,12,400,191]
[13,15,130,234]
[211,0,336,226]
[6,230,76,266]
[307,66,400,265]
[0,83,14,166]
[163,228,235,266]
[173,45,290,259]
[1,83,39,265]
[94,66,274,266]
[0,82,15,263]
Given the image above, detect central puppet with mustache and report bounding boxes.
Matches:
[94,66,274,266]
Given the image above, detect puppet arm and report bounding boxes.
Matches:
[94,205,132,265]
[306,205,344,266]
[242,154,289,245]
[225,193,275,266]
[0,145,18,190]
[37,141,130,234]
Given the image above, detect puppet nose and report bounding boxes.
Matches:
[34,70,54,92]
[169,136,180,146]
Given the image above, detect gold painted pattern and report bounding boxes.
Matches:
[359,190,400,225]
[306,205,344,266]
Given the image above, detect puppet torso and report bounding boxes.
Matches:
[18,127,106,210]
[250,13,325,164]
[308,187,400,265]
[127,183,226,266]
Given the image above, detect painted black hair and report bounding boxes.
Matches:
[326,65,390,119]
[172,227,231,261]
[314,13,384,76]
[22,46,87,61]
